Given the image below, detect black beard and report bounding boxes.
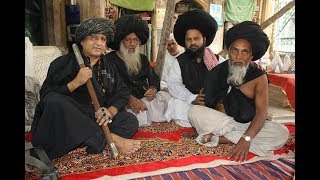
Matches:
[185,44,206,60]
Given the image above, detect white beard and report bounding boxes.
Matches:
[119,42,141,76]
[227,60,249,86]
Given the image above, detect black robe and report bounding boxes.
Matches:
[31,53,139,159]
[106,51,160,99]
[204,60,266,123]
[176,53,212,94]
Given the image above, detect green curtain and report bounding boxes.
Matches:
[225,0,255,24]
[110,0,157,11]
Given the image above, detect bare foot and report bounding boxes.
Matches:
[181,130,198,138]
[201,134,213,143]
[111,133,141,155]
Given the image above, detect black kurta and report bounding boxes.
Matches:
[106,51,160,99]
[204,60,266,123]
[31,53,139,159]
[176,53,210,94]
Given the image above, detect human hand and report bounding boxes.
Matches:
[144,87,157,101]
[95,107,113,126]
[128,96,147,114]
[74,67,92,86]
[192,88,205,105]
[228,138,251,162]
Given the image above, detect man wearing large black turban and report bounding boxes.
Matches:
[187,21,289,162]
[164,9,224,128]
[106,15,172,127]
[31,17,141,160]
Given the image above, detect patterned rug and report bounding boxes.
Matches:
[25,122,295,180]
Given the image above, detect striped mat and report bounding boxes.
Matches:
[134,158,295,180]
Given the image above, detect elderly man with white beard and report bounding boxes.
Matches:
[106,15,171,127]
[187,21,289,162]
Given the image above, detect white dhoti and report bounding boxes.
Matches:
[164,98,193,127]
[188,105,290,156]
[127,91,172,127]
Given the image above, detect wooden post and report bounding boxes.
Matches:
[151,8,157,62]
[260,0,295,29]
[78,0,106,20]
[154,0,175,77]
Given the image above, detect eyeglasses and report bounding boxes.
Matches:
[123,37,140,44]
[87,34,107,43]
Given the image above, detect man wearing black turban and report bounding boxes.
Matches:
[187,21,289,162]
[31,17,141,160]
[164,9,224,128]
[106,15,172,127]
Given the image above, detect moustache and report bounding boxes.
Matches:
[232,60,245,65]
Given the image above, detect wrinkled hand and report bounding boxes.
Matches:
[144,87,157,101]
[74,67,92,86]
[192,88,205,105]
[228,138,251,162]
[128,96,147,114]
[95,107,113,126]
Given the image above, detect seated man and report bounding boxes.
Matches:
[160,33,184,91]
[31,18,141,160]
[268,51,283,73]
[165,9,221,127]
[282,54,293,73]
[188,21,289,162]
[106,15,171,127]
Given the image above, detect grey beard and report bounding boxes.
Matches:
[119,42,141,76]
[227,60,249,86]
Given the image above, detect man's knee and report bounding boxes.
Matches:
[157,91,172,102]
[43,92,68,106]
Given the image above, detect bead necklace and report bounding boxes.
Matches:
[85,56,106,93]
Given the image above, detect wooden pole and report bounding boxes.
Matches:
[151,8,158,62]
[260,0,295,30]
[154,0,175,77]
[72,43,119,159]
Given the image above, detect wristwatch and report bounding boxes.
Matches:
[242,135,252,142]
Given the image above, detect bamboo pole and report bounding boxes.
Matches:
[260,0,295,30]
[154,0,175,77]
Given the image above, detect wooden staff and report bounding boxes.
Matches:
[72,43,119,158]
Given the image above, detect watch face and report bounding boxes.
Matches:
[245,136,250,141]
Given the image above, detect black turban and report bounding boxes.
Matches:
[173,9,218,47]
[109,15,149,50]
[75,17,115,46]
[225,21,270,61]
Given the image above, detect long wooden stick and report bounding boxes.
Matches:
[72,43,119,158]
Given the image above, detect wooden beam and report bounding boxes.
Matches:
[260,0,295,30]
[151,8,157,62]
[154,0,175,77]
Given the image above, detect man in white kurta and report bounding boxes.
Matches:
[164,10,221,127]
[160,33,184,91]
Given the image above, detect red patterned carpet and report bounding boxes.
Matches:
[25,122,295,180]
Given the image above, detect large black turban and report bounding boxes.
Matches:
[75,17,115,46]
[225,21,270,61]
[109,15,149,50]
[173,9,218,48]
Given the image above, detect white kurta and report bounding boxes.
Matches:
[160,50,184,90]
[127,91,172,127]
[164,60,197,127]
